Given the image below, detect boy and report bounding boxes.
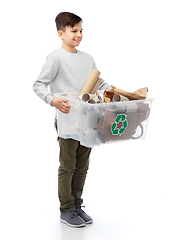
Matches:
[33,12,110,228]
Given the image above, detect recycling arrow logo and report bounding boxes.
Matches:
[111,114,128,136]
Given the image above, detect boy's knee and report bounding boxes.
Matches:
[58,165,76,175]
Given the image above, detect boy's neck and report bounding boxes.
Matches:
[61,45,77,54]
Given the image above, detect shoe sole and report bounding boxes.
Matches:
[86,220,93,224]
[60,218,86,228]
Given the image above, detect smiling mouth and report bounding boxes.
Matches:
[74,39,81,42]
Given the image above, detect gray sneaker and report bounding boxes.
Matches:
[75,206,93,224]
[60,210,86,228]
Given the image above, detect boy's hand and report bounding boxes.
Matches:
[51,98,71,114]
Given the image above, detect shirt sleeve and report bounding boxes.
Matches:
[93,61,111,91]
[98,78,111,91]
[33,55,59,105]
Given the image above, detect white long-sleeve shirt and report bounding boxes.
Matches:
[33,48,110,105]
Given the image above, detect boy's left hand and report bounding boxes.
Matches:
[51,98,71,114]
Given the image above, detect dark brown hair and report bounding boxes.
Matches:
[55,12,82,32]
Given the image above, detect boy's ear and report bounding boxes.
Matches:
[58,30,64,40]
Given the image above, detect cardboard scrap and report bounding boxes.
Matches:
[78,69,148,104]
[97,103,150,143]
[104,86,148,103]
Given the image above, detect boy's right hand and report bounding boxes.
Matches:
[51,98,71,114]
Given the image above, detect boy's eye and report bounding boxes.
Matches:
[72,30,83,33]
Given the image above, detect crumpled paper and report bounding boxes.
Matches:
[104,86,148,103]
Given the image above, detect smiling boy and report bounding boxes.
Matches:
[58,19,83,53]
[33,12,110,228]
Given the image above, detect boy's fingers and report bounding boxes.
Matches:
[63,102,71,109]
[61,99,70,108]
[62,98,68,103]
[62,103,71,113]
[62,108,70,113]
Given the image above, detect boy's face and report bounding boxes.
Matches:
[58,21,83,52]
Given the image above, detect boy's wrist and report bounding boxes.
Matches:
[51,98,56,107]
[45,95,55,105]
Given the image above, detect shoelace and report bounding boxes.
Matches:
[75,206,85,215]
[69,209,79,218]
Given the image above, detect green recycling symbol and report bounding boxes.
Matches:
[111,114,128,136]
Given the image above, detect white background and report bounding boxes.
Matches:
[1,0,174,239]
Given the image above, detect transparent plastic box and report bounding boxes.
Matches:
[55,91,154,148]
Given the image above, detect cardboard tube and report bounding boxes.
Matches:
[82,94,100,102]
[88,99,96,104]
[82,93,90,102]
[79,69,101,96]
[97,100,103,104]
[113,94,129,102]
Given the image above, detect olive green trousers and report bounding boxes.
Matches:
[57,137,92,213]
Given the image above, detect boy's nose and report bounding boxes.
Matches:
[77,31,82,37]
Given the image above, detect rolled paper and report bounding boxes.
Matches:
[82,93,90,102]
[113,94,129,102]
[88,99,96,104]
[79,69,101,96]
[82,93,98,102]
[82,93,102,104]
[91,77,102,94]
[97,100,103,104]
